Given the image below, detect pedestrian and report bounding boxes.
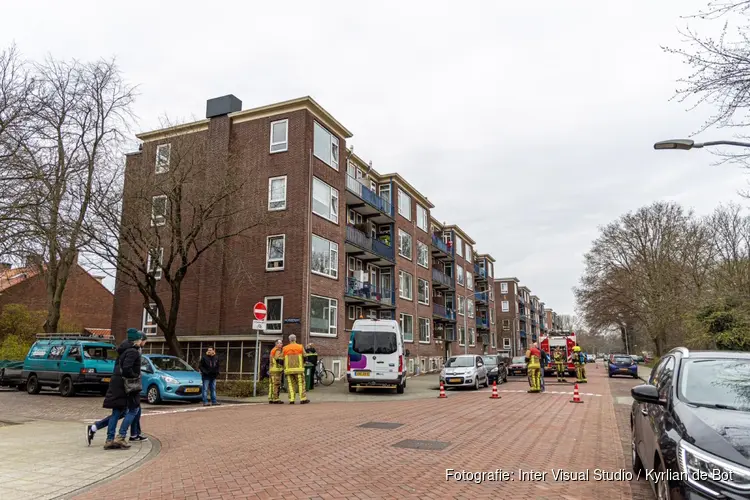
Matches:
[101,328,146,450]
[525,342,542,394]
[268,339,284,404]
[573,346,587,383]
[539,348,548,392]
[282,334,309,404]
[199,346,220,406]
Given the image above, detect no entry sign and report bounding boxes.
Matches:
[253,302,267,321]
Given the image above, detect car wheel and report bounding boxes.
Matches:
[396,382,405,394]
[146,385,161,404]
[609,374,613,378]
[26,374,41,395]
[473,378,479,390]
[483,376,489,388]
[59,377,76,397]
[654,460,670,500]
[348,384,356,393]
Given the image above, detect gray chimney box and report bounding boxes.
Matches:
[206,95,242,118]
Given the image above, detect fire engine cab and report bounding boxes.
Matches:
[539,330,576,377]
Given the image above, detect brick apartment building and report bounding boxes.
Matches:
[494,278,558,356]
[111,95,497,380]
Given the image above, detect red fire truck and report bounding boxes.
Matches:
[539,330,577,377]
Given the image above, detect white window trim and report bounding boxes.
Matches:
[312,177,339,224]
[398,229,412,260]
[458,296,465,316]
[419,317,430,344]
[455,236,463,257]
[348,305,355,320]
[264,296,284,332]
[310,294,338,338]
[458,326,466,347]
[313,121,339,170]
[501,300,510,313]
[500,282,509,294]
[151,195,167,227]
[268,175,287,211]
[311,234,339,279]
[467,272,473,291]
[416,205,428,232]
[457,266,464,286]
[468,299,474,318]
[417,241,429,268]
[269,119,288,154]
[400,313,414,343]
[398,188,412,221]
[331,360,342,379]
[503,338,511,349]
[490,309,495,325]
[469,328,476,346]
[266,234,285,271]
[399,270,413,301]
[155,143,171,174]
[142,304,157,335]
[147,248,164,280]
[417,278,430,305]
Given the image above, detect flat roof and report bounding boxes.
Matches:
[443,224,476,245]
[380,172,435,209]
[477,253,496,262]
[496,277,519,283]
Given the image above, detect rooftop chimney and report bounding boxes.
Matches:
[206,95,242,118]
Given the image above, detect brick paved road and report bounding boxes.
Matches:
[72,370,643,500]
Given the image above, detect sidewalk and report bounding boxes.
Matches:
[0,419,154,500]
[638,365,652,382]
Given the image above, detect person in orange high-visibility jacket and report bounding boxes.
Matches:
[282,334,309,404]
[268,340,284,404]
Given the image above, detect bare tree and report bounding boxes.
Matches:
[89,126,263,357]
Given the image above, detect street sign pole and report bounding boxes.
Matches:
[253,329,260,398]
[251,302,267,398]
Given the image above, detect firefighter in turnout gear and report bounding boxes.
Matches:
[282,334,309,404]
[573,345,587,383]
[525,342,542,393]
[268,339,284,404]
[553,347,567,382]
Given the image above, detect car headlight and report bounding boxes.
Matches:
[490,367,498,373]
[162,375,180,385]
[678,440,750,496]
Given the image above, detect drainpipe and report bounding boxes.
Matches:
[304,148,313,348]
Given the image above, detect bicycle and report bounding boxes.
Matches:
[314,360,335,386]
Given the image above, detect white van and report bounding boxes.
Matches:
[347,319,407,394]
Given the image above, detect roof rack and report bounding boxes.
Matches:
[35,333,115,341]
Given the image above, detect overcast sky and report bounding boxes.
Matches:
[4,0,746,315]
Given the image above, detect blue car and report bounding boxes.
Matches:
[140,354,203,404]
[608,354,638,378]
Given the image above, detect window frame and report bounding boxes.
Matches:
[312,177,339,224]
[416,204,428,232]
[457,265,464,286]
[466,245,472,263]
[417,240,429,268]
[467,299,474,318]
[469,327,476,346]
[151,195,168,227]
[500,282,509,294]
[398,229,413,260]
[399,270,413,301]
[455,236,463,257]
[147,247,164,280]
[264,296,284,332]
[142,304,157,335]
[155,143,171,174]
[397,188,412,221]
[310,295,338,337]
[400,313,414,343]
[501,300,509,313]
[311,234,339,279]
[458,296,465,316]
[266,234,286,271]
[503,338,511,349]
[467,271,473,290]
[418,317,430,344]
[313,121,339,170]
[268,175,287,211]
[269,119,289,154]
[417,278,430,305]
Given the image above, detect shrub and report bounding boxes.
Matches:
[0,335,32,361]
[0,304,45,344]
[216,378,269,398]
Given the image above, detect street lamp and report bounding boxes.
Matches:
[654,139,750,150]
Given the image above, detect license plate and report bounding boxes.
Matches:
[184,387,200,393]
[101,378,110,383]
[355,371,370,376]
[619,369,629,373]
[449,378,462,383]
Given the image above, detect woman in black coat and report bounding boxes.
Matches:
[102,329,146,449]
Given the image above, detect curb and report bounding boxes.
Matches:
[56,434,162,500]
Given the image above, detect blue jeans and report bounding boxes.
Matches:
[202,378,217,404]
[95,407,142,435]
[540,369,546,391]
[106,406,139,441]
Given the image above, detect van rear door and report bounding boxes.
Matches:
[350,325,399,381]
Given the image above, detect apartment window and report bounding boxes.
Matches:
[488,262,494,279]
[267,175,287,211]
[469,328,476,346]
[457,265,464,286]
[417,278,429,305]
[356,306,363,319]
[503,338,511,349]
[458,296,465,316]
[466,272,473,290]
[266,235,285,270]
[311,235,338,278]
[151,195,167,226]
[397,189,411,220]
[412,241,426,268]
[490,309,495,325]
[416,205,428,232]
[400,313,414,342]
[500,282,509,294]
[399,270,413,300]
[155,143,171,174]
[398,229,412,260]
[313,121,339,170]
[312,177,339,223]
[455,236,463,257]
[489,288,494,301]
[467,299,474,318]
[459,326,466,346]
[502,319,510,331]
[310,295,337,337]
[466,245,472,263]
[348,305,355,320]
[147,248,164,280]
[264,296,283,332]
[418,318,430,343]
[270,119,288,153]
[501,300,509,313]
[142,304,157,335]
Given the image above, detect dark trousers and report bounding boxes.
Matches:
[96,406,142,437]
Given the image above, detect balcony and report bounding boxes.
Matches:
[519,314,528,322]
[531,317,538,325]
[432,303,456,322]
[444,328,457,342]
[473,263,487,281]
[430,234,454,260]
[474,291,488,304]
[480,333,490,345]
[344,276,395,307]
[431,268,454,289]
[476,317,489,330]
[345,225,395,265]
[345,174,394,223]
[520,330,527,339]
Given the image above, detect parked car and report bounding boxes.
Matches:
[630,354,645,364]
[507,356,527,376]
[440,355,488,390]
[608,354,638,378]
[140,355,203,404]
[586,354,596,363]
[347,319,407,394]
[482,355,508,384]
[21,335,117,396]
[631,348,750,499]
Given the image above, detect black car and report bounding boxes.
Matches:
[482,355,507,385]
[631,348,750,500]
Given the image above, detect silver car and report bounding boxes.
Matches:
[440,355,489,390]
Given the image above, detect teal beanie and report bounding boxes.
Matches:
[127,328,145,341]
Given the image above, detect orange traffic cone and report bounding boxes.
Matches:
[569,383,584,404]
[438,381,447,399]
[489,380,500,399]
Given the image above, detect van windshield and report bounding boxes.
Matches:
[351,331,398,355]
[83,346,117,361]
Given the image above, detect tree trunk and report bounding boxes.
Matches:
[164,331,183,358]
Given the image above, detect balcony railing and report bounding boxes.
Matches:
[476,317,489,329]
[531,317,538,325]
[473,263,487,280]
[346,174,394,217]
[345,277,394,306]
[346,225,395,262]
[433,303,456,321]
[520,330,527,338]
[474,291,488,303]
[431,234,454,257]
[432,268,453,288]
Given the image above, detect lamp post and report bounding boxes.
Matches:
[654,139,750,150]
